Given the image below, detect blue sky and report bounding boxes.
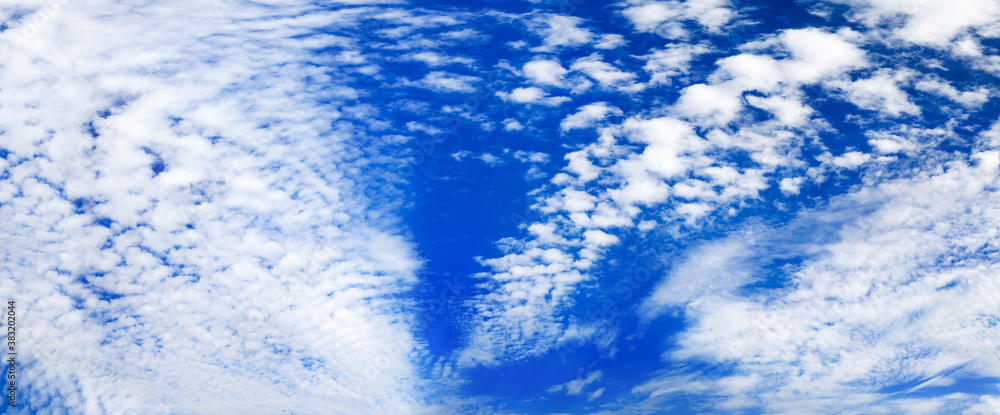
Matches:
[2,0,1000,414]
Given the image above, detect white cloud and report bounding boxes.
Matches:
[498,86,544,103]
[951,37,983,57]
[966,395,1000,414]
[503,118,524,131]
[560,102,624,131]
[451,150,473,161]
[622,2,684,34]
[979,120,1000,149]
[514,150,550,163]
[529,14,594,52]
[587,387,606,402]
[825,0,1000,46]
[407,121,443,135]
[668,28,867,126]
[411,71,480,93]
[865,125,955,155]
[640,234,756,318]
[831,151,872,168]
[456,241,594,366]
[869,136,917,154]
[744,94,814,127]
[594,33,627,49]
[915,77,991,108]
[548,370,603,395]
[640,43,713,85]
[620,0,736,39]
[479,153,504,166]
[403,51,475,67]
[496,86,570,106]
[508,39,529,49]
[523,58,569,87]
[779,177,805,195]
[570,54,642,91]
[584,229,620,246]
[831,70,921,116]
[778,28,868,83]
[674,83,744,125]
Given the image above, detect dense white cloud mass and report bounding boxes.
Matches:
[0,1,440,413]
[825,0,1000,46]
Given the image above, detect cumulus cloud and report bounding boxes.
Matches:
[570,54,642,91]
[673,28,867,126]
[503,118,525,131]
[523,58,570,87]
[528,14,594,52]
[620,0,737,39]
[496,86,571,106]
[560,102,624,131]
[640,43,713,85]
[831,151,872,168]
[779,177,805,195]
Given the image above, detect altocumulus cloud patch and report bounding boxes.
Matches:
[1,0,1000,414]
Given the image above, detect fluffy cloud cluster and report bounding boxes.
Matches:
[454,6,1000,415]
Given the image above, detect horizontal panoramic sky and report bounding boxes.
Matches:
[2,0,1000,414]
